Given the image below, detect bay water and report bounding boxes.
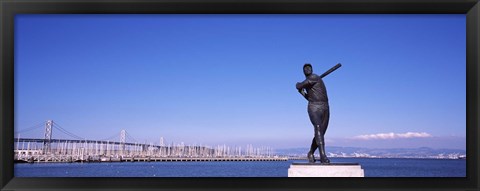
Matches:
[14,158,466,177]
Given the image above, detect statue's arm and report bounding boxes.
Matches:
[296,79,313,90]
[299,89,308,100]
[296,79,313,100]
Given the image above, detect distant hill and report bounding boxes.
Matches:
[275,146,466,159]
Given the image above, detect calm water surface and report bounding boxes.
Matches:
[15,158,466,177]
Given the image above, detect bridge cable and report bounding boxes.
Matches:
[15,122,44,134]
[125,132,138,143]
[53,125,84,140]
[52,122,85,140]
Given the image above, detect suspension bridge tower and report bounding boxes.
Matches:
[43,120,53,154]
[120,130,126,156]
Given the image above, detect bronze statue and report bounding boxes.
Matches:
[296,63,341,164]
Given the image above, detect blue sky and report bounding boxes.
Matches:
[14,14,466,149]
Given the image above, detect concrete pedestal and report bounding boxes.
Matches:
[288,162,364,177]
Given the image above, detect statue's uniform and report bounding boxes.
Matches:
[296,73,330,162]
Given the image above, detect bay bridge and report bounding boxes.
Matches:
[14,120,286,163]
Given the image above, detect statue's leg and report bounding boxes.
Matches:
[315,106,330,163]
[308,137,317,163]
[322,107,331,163]
[314,125,329,163]
[307,105,320,163]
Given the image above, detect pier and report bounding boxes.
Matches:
[14,147,287,163]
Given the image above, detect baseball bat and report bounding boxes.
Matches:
[319,63,342,78]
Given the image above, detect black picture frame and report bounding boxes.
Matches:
[1,0,478,190]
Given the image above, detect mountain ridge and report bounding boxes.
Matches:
[275,146,466,159]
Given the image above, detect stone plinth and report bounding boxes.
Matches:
[288,162,364,177]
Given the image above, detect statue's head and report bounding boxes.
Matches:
[303,63,313,76]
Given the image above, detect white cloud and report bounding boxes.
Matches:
[353,132,432,140]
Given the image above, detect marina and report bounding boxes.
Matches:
[15,120,284,163]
